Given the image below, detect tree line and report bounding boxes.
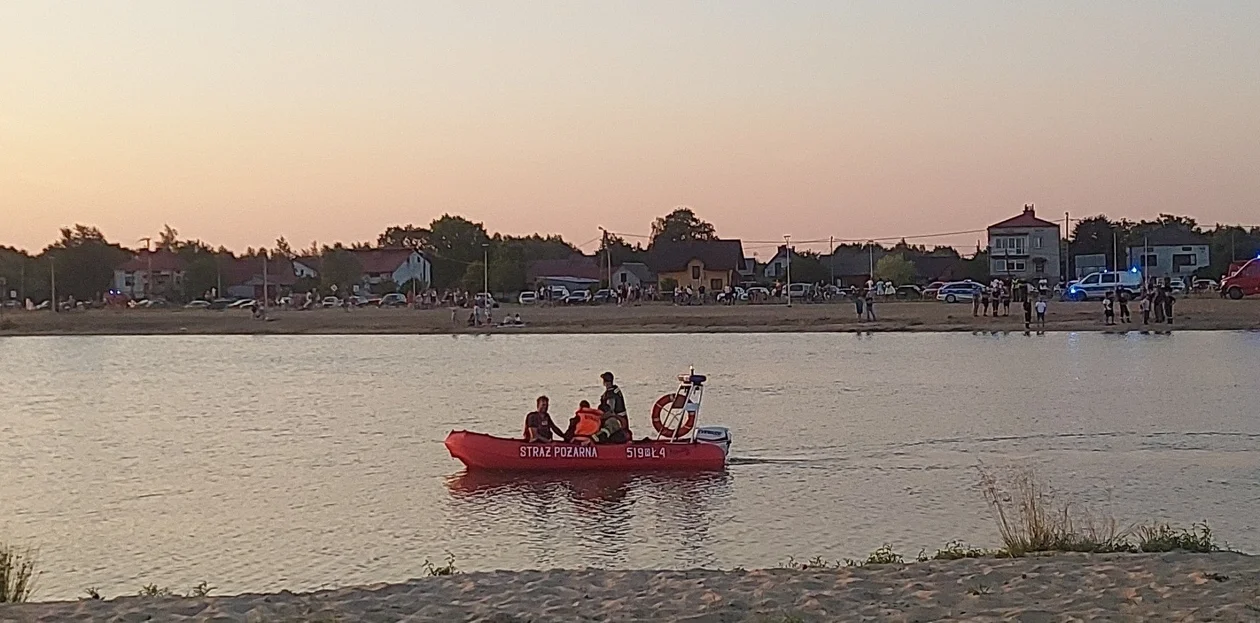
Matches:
[2,209,1257,303]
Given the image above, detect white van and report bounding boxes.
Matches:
[1065,270,1142,301]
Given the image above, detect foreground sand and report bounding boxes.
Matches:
[1,297,1257,336]
[1,553,1256,622]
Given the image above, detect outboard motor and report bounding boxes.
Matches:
[695,426,733,456]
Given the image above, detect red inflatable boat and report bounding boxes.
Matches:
[445,369,733,472]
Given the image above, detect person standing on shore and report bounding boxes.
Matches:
[1103,291,1115,325]
[972,289,981,317]
[1164,287,1176,325]
[1022,294,1033,330]
[863,287,876,321]
[1035,296,1048,329]
[1001,285,1012,316]
[854,287,865,319]
[1118,289,1131,323]
[1140,293,1151,325]
[980,288,991,317]
[1152,288,1166,323]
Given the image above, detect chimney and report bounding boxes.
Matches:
[1023,203,1035,216]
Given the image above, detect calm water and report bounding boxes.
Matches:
[1,332,1258,600]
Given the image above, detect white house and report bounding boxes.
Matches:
[352,249,432,288]
[112,250,185,299]
[1126,228,1210,279]
[611,262,655,288]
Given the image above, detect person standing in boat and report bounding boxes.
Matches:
[523,395,564,443]
[599,371,631,439]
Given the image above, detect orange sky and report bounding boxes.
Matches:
[3,1,1258,257]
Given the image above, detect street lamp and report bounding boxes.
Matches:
[784,235,792,307]
[482,243,490,296]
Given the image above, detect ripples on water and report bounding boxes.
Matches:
[1,332,1258,599]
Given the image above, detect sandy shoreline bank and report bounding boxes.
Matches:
[1,298,1257,336]
[1,553,1255,622]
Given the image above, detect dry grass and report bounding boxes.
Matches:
[0,542,37,603]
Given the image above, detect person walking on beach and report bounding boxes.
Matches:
[1035,296,1048,329]
[1022,295,1032,330]
[1118,289,1131,323]
[863,287,876,321]
[980,287,991,317]
[1103,291,1115,325]
[1140,293,1151,325]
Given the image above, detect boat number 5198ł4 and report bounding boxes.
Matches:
[627,446,667,459]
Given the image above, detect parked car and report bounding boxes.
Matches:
[565,290,592,304]
[208,298,236,310]
[183,300,211,309]
[546,286,570,301]
[321,296,341,308]
[134,298,169,308]
[746,286,770,301]
[379,293,408,307]
[895,285,923,299]
[1220,257,1260,299]
[786,283,814,299]
[922,281,947,299]
[1168,278,1187,295]
[937,282,984,303]
[518,291,538,305]
[226,298,256,309]
[592,289,615,304]
[1064,270,1142,301]
[1192,279,1218,293]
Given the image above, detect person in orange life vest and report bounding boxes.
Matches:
[523,395,563,443]
[566,400,604,442]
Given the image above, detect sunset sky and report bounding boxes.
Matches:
[3,1,1258,257]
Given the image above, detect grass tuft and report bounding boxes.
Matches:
[979,466,1131,556]
[422,552,459,577]
[0,542,37,603]
[138,584,175,597]
[1135,522,1217,553]
[931,540,1002,561]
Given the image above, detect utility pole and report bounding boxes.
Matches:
[138,236,153,299]
[1063,212,1070,280]
[50,256,56,312]
[262,250,269,309]
[481,243,489,296]
[868,240,875,278]
[600,227,612,288]
[1112,230,1118,272]
[784,235,792,307]
[828,235,835,286]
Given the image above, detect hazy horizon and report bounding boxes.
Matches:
[3,1,1259,255]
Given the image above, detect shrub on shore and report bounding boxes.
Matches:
[0,542,37,603]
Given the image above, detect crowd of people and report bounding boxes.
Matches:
[1105,285,1177,326]
[523,372,632,445]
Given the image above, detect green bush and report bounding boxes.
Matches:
[0,542,37,603]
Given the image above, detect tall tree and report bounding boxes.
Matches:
[427,215,490,289]
[40,225,131,301]
[157,224,180,250]
[874,254,918,285]
[650,207,717,246]
[273,237,295,259]
[319,245,363,294]
[600,234,645,266]
[377,225,431,250]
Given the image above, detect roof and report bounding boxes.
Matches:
[350,249,422,274]
[989,206,1059,229]
[645,239,745,273]
[118,249,185,272]
[526,256,602,281]
[824,247,887,277]
[613,262,655,282]
[221,257,297,287]
[1127,227,1210,247]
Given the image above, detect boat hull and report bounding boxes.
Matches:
[445,430,727,471]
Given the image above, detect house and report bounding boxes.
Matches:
[823,246,886,286]
[761,246,807,282]
[737,257,757,284]
[611,262,655,289]
[527,255,602,292]
[646,239,745,292]
[112,250,186,299]
[351,249,432,289]
[222,257,297,300]
[909,255,965,283]
[987,204,1062,283]
[1072,253,1108,279]
[292,257,320,279]
[1126,228,1210,279]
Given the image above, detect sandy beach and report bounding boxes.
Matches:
[0,297,1257,336]
[0,553,1255,622]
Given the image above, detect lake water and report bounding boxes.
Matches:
[1,332,1258,600]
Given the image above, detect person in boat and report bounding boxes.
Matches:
[598,372,631,438]
[566,400,605,443]
[523,395,564,443]
[591,409,629,444]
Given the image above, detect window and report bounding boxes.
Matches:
[618,273,627,284]
[1009,260,1026,272]
[1034,259,1046,274]
[710,279,723,291]
[1083,274,1100,285]
[993,260,1006,273]
[691,266,701,279]
[1101,273,1118,284]
[1033,236,1042,249]
[1172,254,1197,270]
[1142,254,1158,267]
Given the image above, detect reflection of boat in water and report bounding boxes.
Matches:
[446,469,732,505]
[445,370,733,472]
